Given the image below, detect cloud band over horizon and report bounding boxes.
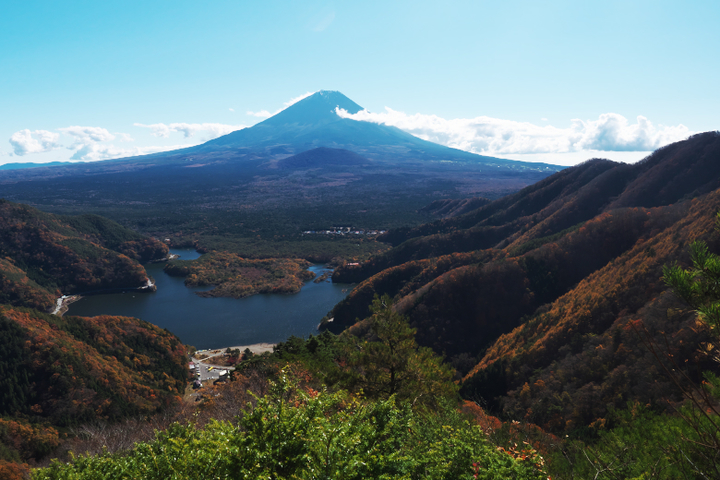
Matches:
[7,122,248,162]
[6,101,694,164]
[335,107,692,157]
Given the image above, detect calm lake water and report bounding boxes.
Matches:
[67,249,351,349]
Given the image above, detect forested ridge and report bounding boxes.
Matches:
[4,132,720,478]
[0,202,186,478]
[337,132,720,285]
[0,200,168,311]
[0,307,188,477]
[327,131,720,440]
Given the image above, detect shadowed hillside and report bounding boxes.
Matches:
[324,131,720,434]
[0,200,168,311]
[0,201,188,474]
[0,306,188,470]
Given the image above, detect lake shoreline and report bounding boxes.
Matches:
[193,342,276,359]
[65,250,351,350]
[51,294,82,316]
[52,278,157,317]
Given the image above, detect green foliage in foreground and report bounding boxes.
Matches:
[250,295,458,411]
[663,238,720,332]
[33,372,547,480]
[546,226,720,479]
[337,295,458,410]
[548,401,720,479]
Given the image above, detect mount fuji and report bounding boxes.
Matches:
[185,90,552,171]
[0,91,563,240]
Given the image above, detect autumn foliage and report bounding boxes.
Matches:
[164,251,314,298]
[327,132,720,436]
[0,306,188,467]
[0,200,168,312]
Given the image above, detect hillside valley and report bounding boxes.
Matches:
[0,201,169,312]
[2,97,720,477]
[327,131,720,434]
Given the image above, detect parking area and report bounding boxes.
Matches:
[191,362,229,385]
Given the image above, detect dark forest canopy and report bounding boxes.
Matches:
[0,200,168,311]
[2,132,720,478]
[327,131,720,434]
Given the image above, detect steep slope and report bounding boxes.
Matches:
[0,307,187,423]
[463,191,720,431]
[323,131,720,433]
[196,90,537,168]
[608,130,720,208]
[0,306,188,467]
[0,200,168,311]
[332,158,630,284]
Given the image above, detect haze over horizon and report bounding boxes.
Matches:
[2,1,718,167]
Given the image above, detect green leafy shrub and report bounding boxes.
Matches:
[33,371,547,480]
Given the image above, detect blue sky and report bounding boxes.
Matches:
[2,0,718,166]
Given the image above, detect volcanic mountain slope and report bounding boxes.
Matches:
[325,131,720,433]
[0,91,559,179]
[0,92,562,249]
[194,90,548,168]
[197,90,429,158]
[275,147,371,169]
[0,200,168,311]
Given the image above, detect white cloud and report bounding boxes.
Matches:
[8,121,246,163]
[8,124,197,162]
[53,126,131,161]
[247,92,316,120]
[70,143,192,162]
[9,129,61,155]
[283,92,314,109]
[134,122,246,139]
[570,114,690,152]
[247,110,272,118]
[336,107,692,155]
[229,108,235,112]
[115,132,134,142]
[58,126,115,146]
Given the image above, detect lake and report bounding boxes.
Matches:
[66,249,351,349]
